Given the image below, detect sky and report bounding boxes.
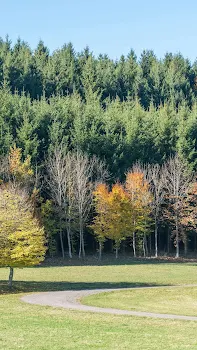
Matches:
[1,0,197,62]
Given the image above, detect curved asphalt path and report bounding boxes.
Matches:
[21,285,197,321]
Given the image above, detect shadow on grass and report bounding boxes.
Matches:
[40,255,197,267]
[0,280,167,295]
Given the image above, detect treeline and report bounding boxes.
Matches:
[0,36,197,107]
[1,38,197,258]
[45,150,197,259]
[1,87,197,179]
[1,147,197,259]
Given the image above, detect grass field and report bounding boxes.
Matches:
[82,286,197,316]
[1,257,197,349]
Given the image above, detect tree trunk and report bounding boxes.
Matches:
[149,234,152,256]
[71,230,75,255]
[115,247,118,259]
[175,214,179,258]
[79,230,82,258]
[133,231,136,257]
[59,220,65,259]
[8,267,14,288]
[143,236,146,257]
[155,215,158,258]
[79,219,85,258]
[184,235,188,256]
[144,234,148,257]
[82,228,85,258]
[167,229,170,255]
[79,220,82,258]
[99,242,102,261]
[66,224,72,259]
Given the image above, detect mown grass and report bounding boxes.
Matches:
[1,258,197,349]
[82,286,197,317]
[1,257,197,294]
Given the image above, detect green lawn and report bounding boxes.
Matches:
[82,286,197,317]
[1,258,197,350]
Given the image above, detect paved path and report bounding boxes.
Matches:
[21,285,197,321]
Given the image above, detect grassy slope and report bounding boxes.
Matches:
[1,258,197,350]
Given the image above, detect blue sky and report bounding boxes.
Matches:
[1,0,197,61]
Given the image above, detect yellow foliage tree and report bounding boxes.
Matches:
[0,185,46,287]
[91,184,110,259]
[106,184,132,258]
[9,145,33,188]
[126,171,152,257]
[91,183,132,258]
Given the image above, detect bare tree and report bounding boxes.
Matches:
[147,163,165,257]
[47,146,109,259]
[91,155,110,185]
[72,151,110,258]
[163,154,192,258]
[131,161,147,176]
[72,150,94,258]
[62,152,77,258]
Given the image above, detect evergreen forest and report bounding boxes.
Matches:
[1,36,197,259]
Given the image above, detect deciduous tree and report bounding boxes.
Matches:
[91,183,109,259]
[0,185,46,287]
[126,170,152,257]
[147,163,165,257]
[163,154,192,258]
[91,183,131,259]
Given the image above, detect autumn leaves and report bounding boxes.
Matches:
[1,144,197,275]
[0,188,46,287]
[91,155,197,260]
[0,146,46,287]
[91,172,152,259]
